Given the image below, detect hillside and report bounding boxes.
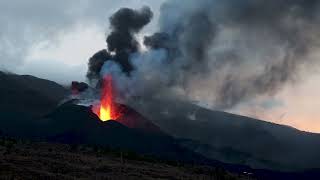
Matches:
[0,71,68,117]
[0,137,249,180]
[0,103,214,165]
[130,98,320,171]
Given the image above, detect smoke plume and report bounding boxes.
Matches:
[87,6,153,83]
[87,0,320,110]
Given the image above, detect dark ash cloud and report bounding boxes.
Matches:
[87,6,154,84]
[144,0,320,109]
[86,0,320,111]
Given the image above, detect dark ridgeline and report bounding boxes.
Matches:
[0,71,67,117]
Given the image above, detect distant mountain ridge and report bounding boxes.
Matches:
[0,71,68,117]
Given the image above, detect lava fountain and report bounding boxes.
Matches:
[92,75,122,121]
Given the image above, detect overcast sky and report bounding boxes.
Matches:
[0,0,164,84]
[0,0,319,133]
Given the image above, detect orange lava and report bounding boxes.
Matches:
[93,75,122,121]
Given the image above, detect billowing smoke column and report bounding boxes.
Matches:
[87,6,153,83]
[87,0,320,111]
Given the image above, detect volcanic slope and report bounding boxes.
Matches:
[0,71,68,117]
[0,102,212,165]
[130,98,320,171]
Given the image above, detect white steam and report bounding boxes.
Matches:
[99,48,170,102]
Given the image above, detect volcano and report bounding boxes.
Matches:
[1,72,320,179]
[0,100,212,165]
[92,75,122,121]
[89,74,162,134]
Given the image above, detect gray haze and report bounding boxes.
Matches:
[154,0,320,109]
[89,0,320,112]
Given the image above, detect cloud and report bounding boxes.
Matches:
[0,0,164,83]
[16,58,86,85]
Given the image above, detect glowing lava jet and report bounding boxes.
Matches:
[93,75,122,121]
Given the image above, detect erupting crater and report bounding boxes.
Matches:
[92,75,122,121]
[90,75,162,134]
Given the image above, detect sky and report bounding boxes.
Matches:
[0,0,164,84]
[0,0,319,133]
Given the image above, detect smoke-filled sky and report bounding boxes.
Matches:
[1,0,320,133]
[0,0,164,84]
